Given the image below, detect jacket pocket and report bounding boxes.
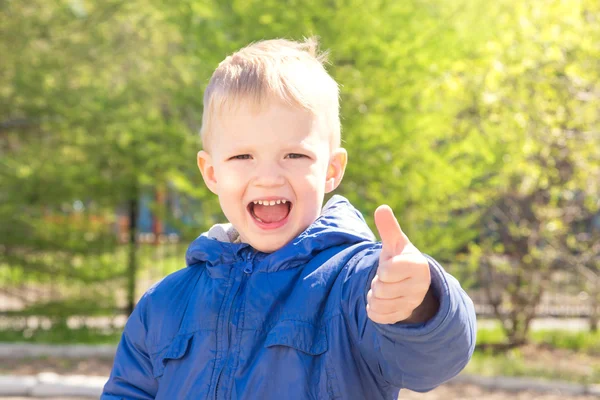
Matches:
[265,320,339,399]
[264,319,327,355]
[150,333,193,378]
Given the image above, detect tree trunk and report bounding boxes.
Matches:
[126,189,139,316]
[591,289,599,333]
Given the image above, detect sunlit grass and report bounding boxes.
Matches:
[476,324,600,354]
[466,347,600,384]
[468,323,600,383]
[0,326,121,345]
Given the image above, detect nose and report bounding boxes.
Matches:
[253,162,285,187]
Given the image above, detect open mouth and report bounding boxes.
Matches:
[247,199,292,226]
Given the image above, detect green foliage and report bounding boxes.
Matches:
[5,298,117,318]
[1,0,203,316]
[0,326,121,345]
[476,327,508,346]
[447,0,600,343]
[1,0,599,329]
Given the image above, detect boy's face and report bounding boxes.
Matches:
[197,101,347,253]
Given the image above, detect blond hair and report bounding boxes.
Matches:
[200,37,341,150]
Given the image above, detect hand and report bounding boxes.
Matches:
[366,205,434,324]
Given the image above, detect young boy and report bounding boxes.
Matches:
[102,38,476,400]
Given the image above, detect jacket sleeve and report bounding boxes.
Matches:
[341,248,476,392]
[101,296,158,399]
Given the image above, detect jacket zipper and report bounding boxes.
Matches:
[214,256,254,400]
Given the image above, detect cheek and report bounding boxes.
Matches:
[295,162,328,192]
[215,166,247,191]
[311,158,330,180]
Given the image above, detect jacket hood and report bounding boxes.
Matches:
[185,195,376,273]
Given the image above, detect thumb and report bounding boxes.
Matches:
[374,205,409,257]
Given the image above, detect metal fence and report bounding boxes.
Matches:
[1,231,596,335]
[0,235,187,335]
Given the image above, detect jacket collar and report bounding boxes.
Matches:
[185,195,375,273]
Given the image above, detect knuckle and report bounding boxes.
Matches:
[377,266,388,281]
[367,309,381,323]
[371,282,382,298]
[408,298,422,311]
[398,313,412,323]
[370,313,387,324]
[378,300,396,314]
[371,274,378,286]
[369,299,383,313]
[393,308,410,321]
[377,282,395,299]
[395,307,411,320]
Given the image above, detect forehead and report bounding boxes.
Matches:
[211,101,329,151]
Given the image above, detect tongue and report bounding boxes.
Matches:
[253,203,289,223]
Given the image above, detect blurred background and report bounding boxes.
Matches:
[1,0,599,398]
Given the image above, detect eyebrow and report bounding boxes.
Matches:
[221,144,254,155]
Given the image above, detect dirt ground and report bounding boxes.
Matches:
[1,357,598,399]
[402,385,598,399]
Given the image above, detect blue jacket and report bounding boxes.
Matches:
[102,196,476,399]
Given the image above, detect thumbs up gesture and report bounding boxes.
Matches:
[366,205,437,324]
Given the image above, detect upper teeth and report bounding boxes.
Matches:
[253,200,287,206]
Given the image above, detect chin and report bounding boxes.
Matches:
[245,231,296,253]
[251,240,287,254]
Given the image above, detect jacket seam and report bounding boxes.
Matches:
[224,274,249,399]
[323,324,342,399]
[206,270,237,400]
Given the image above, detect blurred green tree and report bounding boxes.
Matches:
[0,0,201,316]
[1,0,598,336]
[159,0,495,259]
[456,0,600,343]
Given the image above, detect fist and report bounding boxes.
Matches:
[366,205,432,324]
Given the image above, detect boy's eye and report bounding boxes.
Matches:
[285,153,308,159]
[230,154,251,160]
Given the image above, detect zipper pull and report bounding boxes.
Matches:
[244,253,254,274]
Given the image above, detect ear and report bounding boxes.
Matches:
[197,150,218,194]
[325,148,348,193]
